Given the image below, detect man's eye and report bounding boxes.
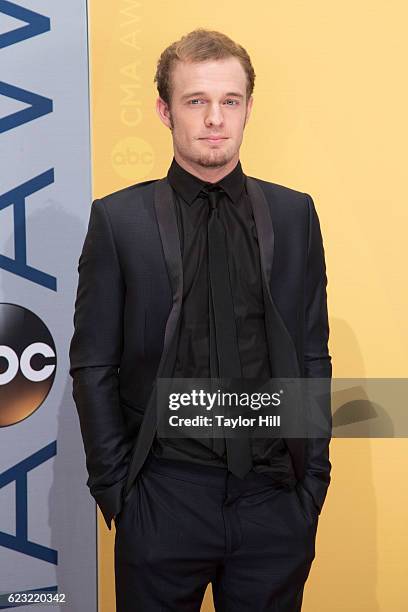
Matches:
[188,99,239,105]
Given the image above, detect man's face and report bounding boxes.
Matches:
[156,57,253,171]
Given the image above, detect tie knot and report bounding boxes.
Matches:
[199,185,224,212]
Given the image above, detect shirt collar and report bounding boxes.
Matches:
[167,156,245,206]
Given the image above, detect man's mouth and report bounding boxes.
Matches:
[200,137,228,143]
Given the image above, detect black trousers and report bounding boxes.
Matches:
[114,452,319,611]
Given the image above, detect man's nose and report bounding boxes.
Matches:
[204,103,224,126]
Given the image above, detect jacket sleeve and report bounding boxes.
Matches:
[69,198,134,530]
[300,193,332,515]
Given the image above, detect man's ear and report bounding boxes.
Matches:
[156,97,172,130]
[244,95,254,126]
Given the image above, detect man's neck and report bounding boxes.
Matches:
[173,152,240,183]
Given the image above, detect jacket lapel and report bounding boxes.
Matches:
[246,176,275,286]
[246,176,304,479]
[124,177,183,496]
[154,177,184,329]
[246,176,300,378]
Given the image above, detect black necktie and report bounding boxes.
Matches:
[200,185,252,479]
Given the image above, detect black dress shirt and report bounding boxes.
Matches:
[151,157,296,488]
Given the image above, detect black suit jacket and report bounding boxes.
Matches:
[69,174,332,530]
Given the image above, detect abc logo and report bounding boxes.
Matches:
[0,304,56,427]
[111,136,154,181]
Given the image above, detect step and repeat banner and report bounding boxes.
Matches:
[0,1,96,609]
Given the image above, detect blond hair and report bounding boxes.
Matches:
[154,28,255,106]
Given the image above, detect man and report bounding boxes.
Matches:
[69,28,332,611]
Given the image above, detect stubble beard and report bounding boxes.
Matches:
[193,149,231,169]
[176,134,234,169]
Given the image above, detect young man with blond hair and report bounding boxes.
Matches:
[70,28,332,611]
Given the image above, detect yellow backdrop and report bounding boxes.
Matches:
[88,1,408,610]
